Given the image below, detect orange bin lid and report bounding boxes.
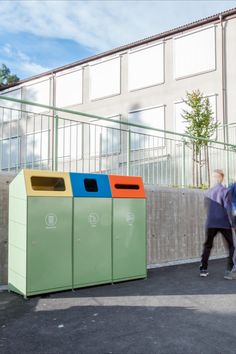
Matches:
[108,175,146,198]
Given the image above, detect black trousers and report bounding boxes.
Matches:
[201,228,235,270]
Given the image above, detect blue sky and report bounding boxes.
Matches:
[1,0,236,80]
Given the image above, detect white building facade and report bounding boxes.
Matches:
[0,8,236,184]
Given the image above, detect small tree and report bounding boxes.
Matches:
[0,64,19,87]
[181,90,219,187]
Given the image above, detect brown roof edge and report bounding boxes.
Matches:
[1,6,236,92]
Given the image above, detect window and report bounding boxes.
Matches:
[174,26,216,79]
[1,136,20,170]
[128,106,165,150]
[128,43,164,91]
[174,95,217,135]
[56,69,83,107]
[90,57,120,100]
[0,88,22,122]
[24,79,50,113]
[58,123,82,161]
[26,130,49,165]
[90,115,121,156]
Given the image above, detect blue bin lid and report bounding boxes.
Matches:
[70,173,112,198]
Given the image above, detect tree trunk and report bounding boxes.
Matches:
[200,147,203,186]
[196,147,199,187]
[204,145,207,186]
[192,143,195,186]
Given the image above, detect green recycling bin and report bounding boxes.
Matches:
[8,170,73,297]
[109,175,147,282]
[70,173,112,288]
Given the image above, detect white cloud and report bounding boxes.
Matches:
[0,1,136,51]
[0,0,235,80]
[1,0,235,52]
[2,43,13,56]
[1,43,49,76]
[18,61,49,76]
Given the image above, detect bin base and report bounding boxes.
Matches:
[73,279,112,290]
[112,274,147,283]
[8,283,73,298]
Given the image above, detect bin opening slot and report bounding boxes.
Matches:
[84,178,98,192]
[31,177,66,191]
[114,183,140,190]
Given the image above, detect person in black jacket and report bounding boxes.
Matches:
[224,182,236,280]
[200,169,235,277]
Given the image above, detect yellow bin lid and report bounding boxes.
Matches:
[23,170,72,197]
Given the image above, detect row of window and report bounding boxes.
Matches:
[0,26,216,109]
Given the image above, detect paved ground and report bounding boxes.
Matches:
[0,259,236,354]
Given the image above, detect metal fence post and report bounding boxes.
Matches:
[182,141,186,187]
[99,130,102,173]
[53,114,58,171]
[226,147,230,185]
[126,129,131,176]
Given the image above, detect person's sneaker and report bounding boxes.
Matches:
[224,271,236,280]
[200,269,209,277]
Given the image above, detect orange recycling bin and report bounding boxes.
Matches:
[109,175,147,282]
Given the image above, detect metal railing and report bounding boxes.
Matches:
[1,95,236,187]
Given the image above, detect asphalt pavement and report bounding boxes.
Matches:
[1,259,236,354]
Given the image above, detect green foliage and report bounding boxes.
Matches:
[182,89,220,150]
[0,64,19,87]
[181,90,220,188]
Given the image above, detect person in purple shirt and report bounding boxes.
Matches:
[200,169,235,277]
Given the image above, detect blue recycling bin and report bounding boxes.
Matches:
[70,173,112,288]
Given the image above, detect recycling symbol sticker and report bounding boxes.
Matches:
[126,212,135,226]
[45,213,58,229]
[88,212,99,228]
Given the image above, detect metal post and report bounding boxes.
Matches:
[182,141,186,187]
[226,147,230,185]
[126,129,131,176]
[81,122,84,173]
[53,114,58,171]
[51,73,56,171]
[99,130,102,173]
